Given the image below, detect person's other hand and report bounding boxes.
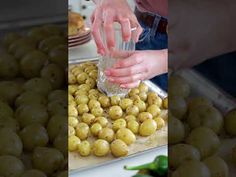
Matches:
[104,50,167,88]
[91,0,142,55]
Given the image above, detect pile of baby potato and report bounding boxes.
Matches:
[0,25,67,177]
[68,62,168,158]
[168,74,236,177]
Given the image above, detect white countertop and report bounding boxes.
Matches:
[69,146,167,177]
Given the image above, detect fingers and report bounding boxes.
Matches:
[103,10,115,49]
[105,63,147,77]
[113,54,142,68]
[107,72,145,84]
[120,18,131,41]
[135,25,143,42]
[120,80,141,89]
[91,17,105,55]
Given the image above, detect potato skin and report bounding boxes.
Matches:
[111,139,128,157]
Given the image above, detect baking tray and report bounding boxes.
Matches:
[69,57,168,173]
[175,69,236,177]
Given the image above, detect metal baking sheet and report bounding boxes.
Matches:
[175,69,236,177]
[69,58,168,173]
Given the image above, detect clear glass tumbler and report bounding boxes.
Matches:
[97,23,136,97]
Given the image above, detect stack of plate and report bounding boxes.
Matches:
[68,27,91,48]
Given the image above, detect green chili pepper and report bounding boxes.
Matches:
[124,155,168,176]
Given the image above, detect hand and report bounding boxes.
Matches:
[91,0,142,55]
[104,50,168,88]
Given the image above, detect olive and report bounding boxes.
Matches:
[93,139,110,157]
[111,139,128,157]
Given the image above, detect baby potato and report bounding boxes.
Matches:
[187,105,223,134]
[20,50,48,79]
[186,127,220,159]
[3,32,22,47]
[91,107,104,117]
[68,105,78,117]
[130,95,140,101]
[94,117,108,127]
[109,106,123,120]
[188,96,212,111]
[15,91,47,107]
[172,160,210,177]
[0,116,19,132]
[139,92,147,101]
[20,169,46,177]
[23,78,52,96]
[77,104,89,115]
[224,108,236,136]
[169,144,201,170]
[78,140,91,156]
[93,139,110,157]
[0,155,25,177]
[137,112,153,123]
[147,104,161,117]
[153,117,165,130]
[98,95,110,108]
[111,95,121,106]
[39,36,65,53]
[68,135,81,151]
[68,116,78,127]
[69,72,76,84]
[0,54,19,79]
[111,139,128,157]
[126,105,139,116]
[88,70,98,80]
[112,119,127,132]
[127,120,139,134]
[168,115,185,144]
[47,115,66,141]
[0,101,14,118]
[89,89,99,95]
[75,95,89,105]
[125,115,136,122]
[169,75,190,98]
[90,123,102,136]
[40,63,65,89]
[77,72,88,84]
[233,145,236,163]
[116,128,136,145]
[78,84,91,92]
[129,88,140,97]
[203,156,229,177]
[139,119,157,136]
[20,124,49,151]
[88,99,101,110]
[68,85,77,95]
[0,128,23,157]
[169,95,187,120]
[82,113,95,125]
[68,126,75,137]
[85,78,96,89]
[47,99,67,116]
[75,123,90,140]
[33,147,64,175]
[98,128,115,143]
[138,82,149,93]
[88,93,99,100]
[74,89,87,96]
[134,99,146,112]
[147,92,162,107]
[119,98,133,110]
[162,97,168,109]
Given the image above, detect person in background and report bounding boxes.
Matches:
[91,0,168,90]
